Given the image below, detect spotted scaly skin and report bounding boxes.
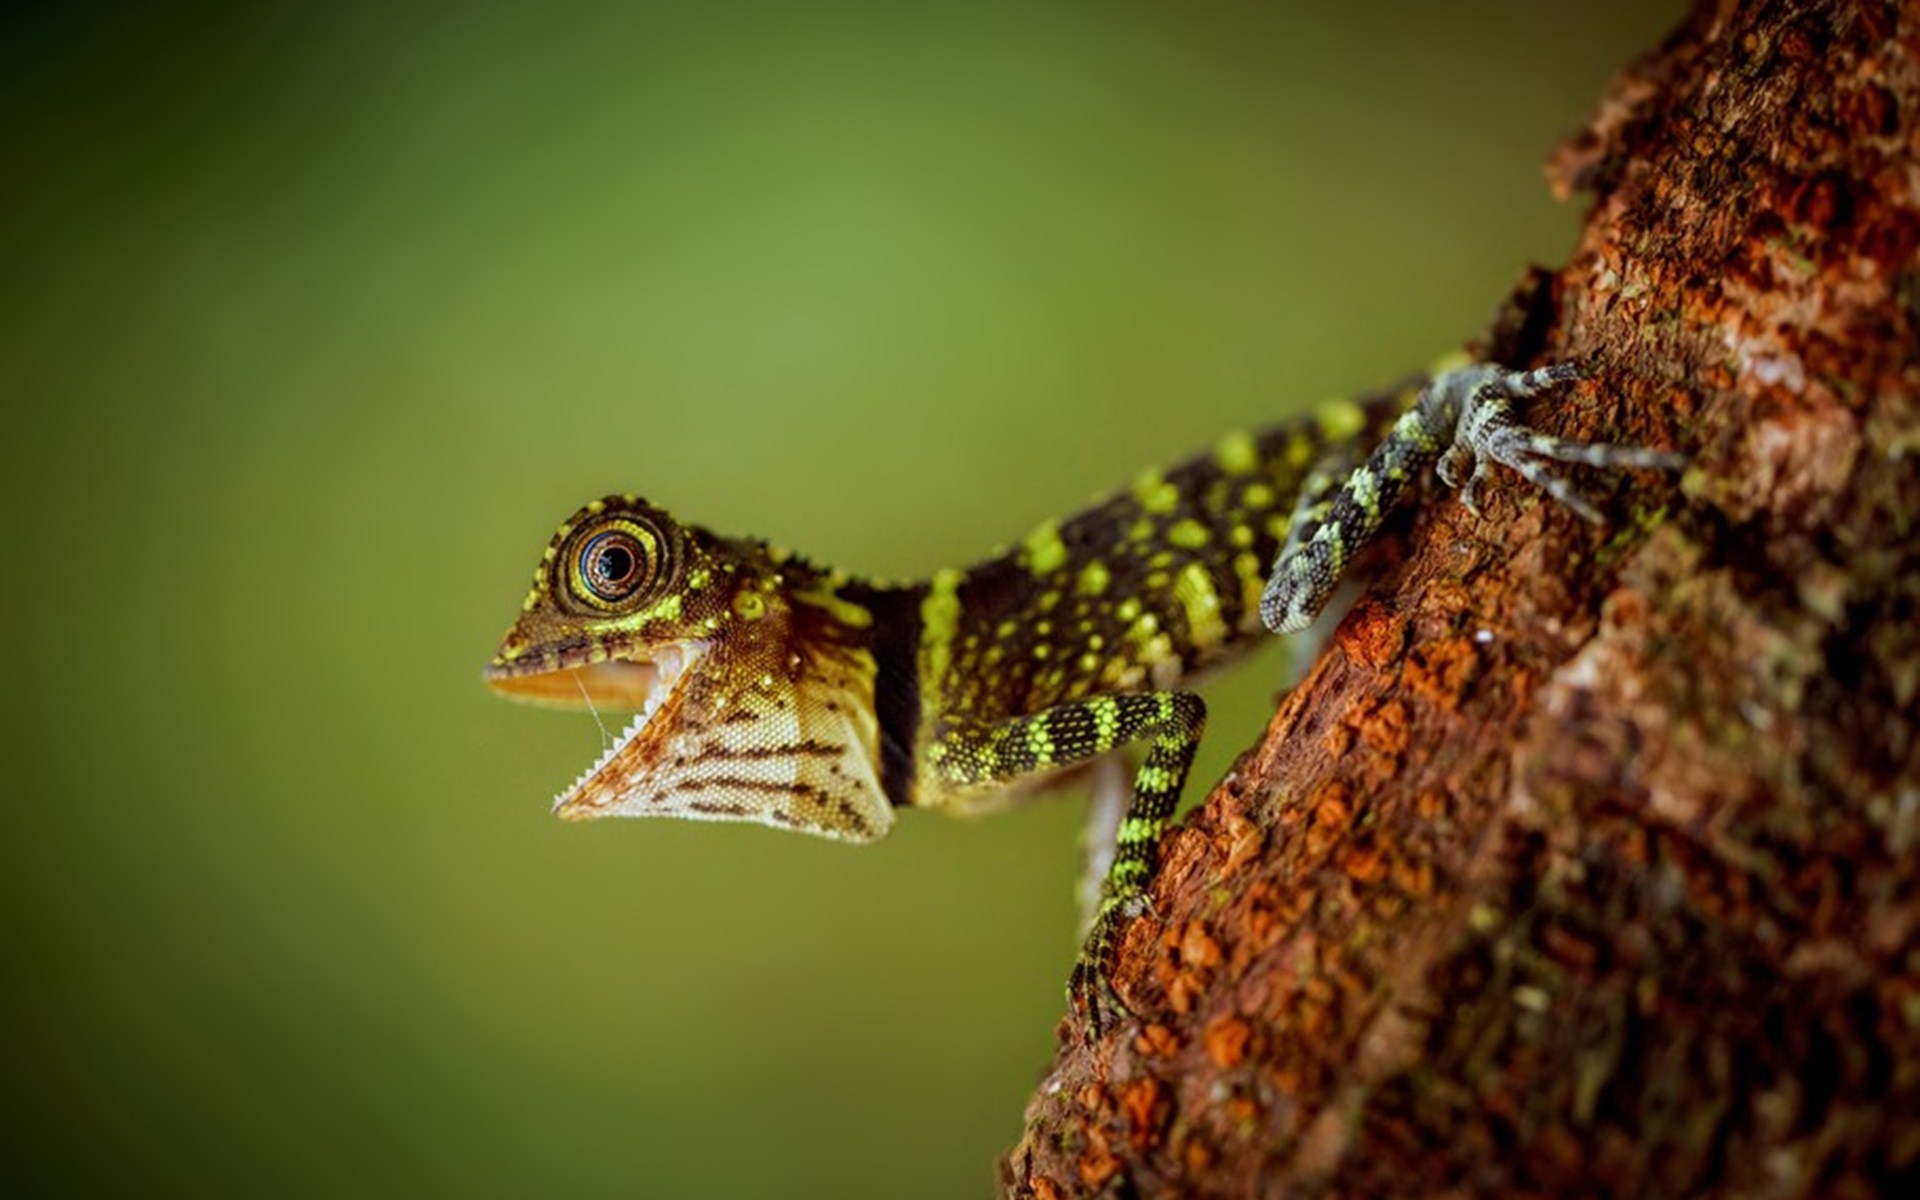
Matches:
[485,360,1683,1039]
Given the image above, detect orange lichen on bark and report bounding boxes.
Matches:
[1404,635,1479,709]
[1351,696,1411,760]
[1117,1078,1169,1150]
[1334,598,1407,670]
[1203,1014,1253,1068]
[1132,1023,1179,1059]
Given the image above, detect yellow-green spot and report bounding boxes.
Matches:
[1285,435,1315,468]
[1167,518,1210,549]
[1128,517,1155,543]
[1137,765,1174,793]
[1349,466,1381,520]
[1077,560,1110,597]
[794,583,871,628]
[1026,723,1055,765]
[1174,562,1226,649]
[732,590,766,620]
[1315,396,1366,442]
[1116,597,1142,622]
[1394,408,1439,452]
[1243,482,1275,510]
[1022,520,1068,575]
[1134,469,1180,514]
[922,568,963,684]
[1092,698,1119,748]
[1214,430,1258,475]
[1233,550,1265,614]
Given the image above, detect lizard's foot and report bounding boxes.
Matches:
[1067,903,1139,1042]
[1445,362,1687,522]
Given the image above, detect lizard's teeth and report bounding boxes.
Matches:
[551,643,706,812]
[555,721,634,809]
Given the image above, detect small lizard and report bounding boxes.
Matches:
[484,357,1682,1035]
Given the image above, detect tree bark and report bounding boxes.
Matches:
[1002,2,1920,1196]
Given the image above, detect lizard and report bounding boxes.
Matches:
[483,356,1683,1036]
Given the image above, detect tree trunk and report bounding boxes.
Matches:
[1002,2,1920,1196]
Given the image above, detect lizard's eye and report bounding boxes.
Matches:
[585,533,642,595]
[574,524,657,607]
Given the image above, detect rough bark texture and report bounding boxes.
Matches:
[1002,2,1920,1196]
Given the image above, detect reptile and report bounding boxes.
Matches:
[483,356,1682,1035]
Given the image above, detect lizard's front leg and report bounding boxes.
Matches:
[1446,363,1687,519]
[1260,396,1447,634]
[932,692,1207,1039]
[1262,361,1685,634]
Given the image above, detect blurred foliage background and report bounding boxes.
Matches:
[3,1,1680,1196]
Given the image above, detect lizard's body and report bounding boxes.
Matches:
[486,360,1680,1031]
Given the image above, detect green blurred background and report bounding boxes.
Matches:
[3,2,1681,1195]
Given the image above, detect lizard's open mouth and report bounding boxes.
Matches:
[484,642,706,814]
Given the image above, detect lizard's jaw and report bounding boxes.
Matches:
[543,643,704,817]
[483,641,708,815]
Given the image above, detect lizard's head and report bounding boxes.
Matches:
[484,495,893,841]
